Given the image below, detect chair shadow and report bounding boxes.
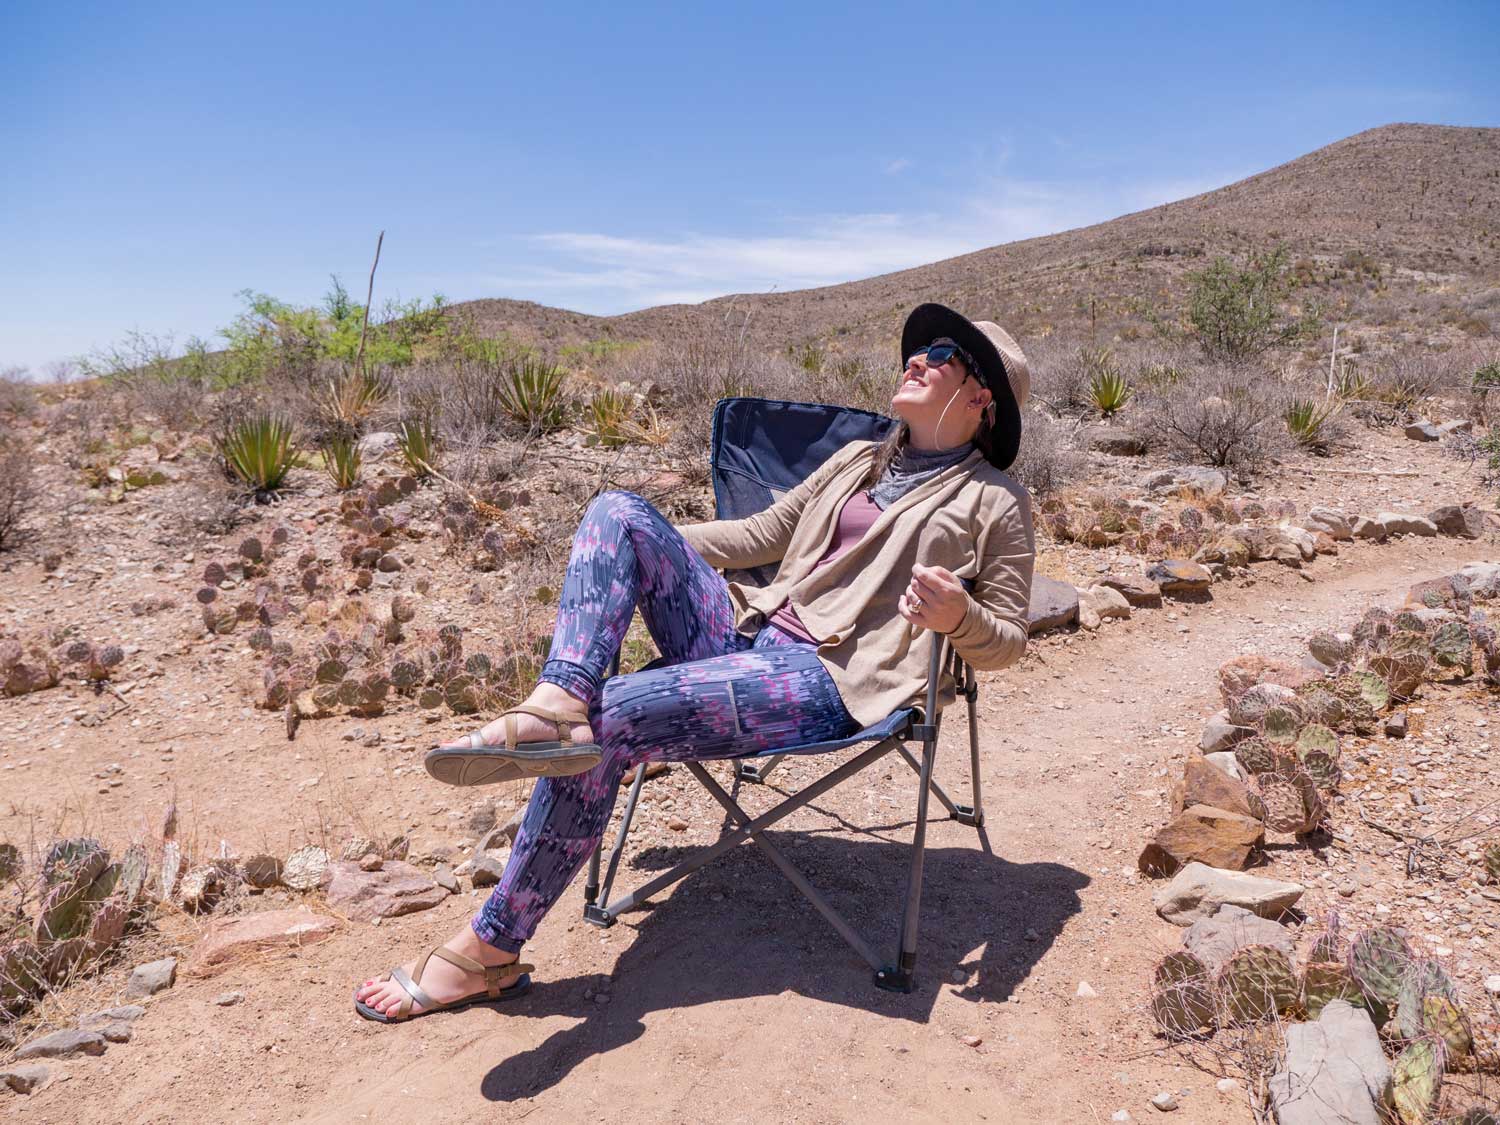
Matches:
[478,832,1088,1102]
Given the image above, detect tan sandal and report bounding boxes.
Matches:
[353,946,533,1023]
[424,703,603,787]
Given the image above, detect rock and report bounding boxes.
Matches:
[1027,575,1079,634]
[1152,862,1305,925]
[242,854,283,888]
[1088,427,1147,455]
[466,798,497,836]
[0,1063,50,1094]
[1351,516,1387,541]
[1150,1092,1178,1112]
[1111,1111,1132,1123]
[1171,757,1263,820]
[1141,467,1228,498]
[1218,655,1318,707]
[1312,531,1339,556]
[77,1004,145,1032]
[1458,561,1500,599]
[1203,751,1248,782]
[1427,504,1484,539]
[1404,420,1441,441]
[1075,980,1097,998]
[1305,507,1353,540]
[1138,804,1264,876]
[1268,1000,1390,1125]
[282,846,330,891]
[1096,573,1162,609]
[340,837,380,862]
[1145,559,1211,595]
[1199,712,1254,753]
[1079,584,1132,625]
[960,1034,983,1047]
[1282,527,1316,561]
[494,804,527,846]
[178,865,221,912]
[213,991,245,1006]
[433,864,459,893]
[125,957,178,998]
[190,910,339,976]
[15,1028,106,1060]
[1437,419,1473,436]
[1194,533,1250,569]
[1376,512,1437,538]
[1384,712,1408,739]
[1225,681,1299,727]
[357,431,400,458]
[323,860,447,922]
[1183,904,1295,970]
[1485,974,1500,997]
[358,853,384,872]
[667,816,689,831]
[469,852,507,888]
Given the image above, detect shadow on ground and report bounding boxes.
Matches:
[476,831,1088,1101]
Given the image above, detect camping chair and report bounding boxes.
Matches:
[580,397,988,993]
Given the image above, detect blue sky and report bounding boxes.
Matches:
[3,1,1498,372]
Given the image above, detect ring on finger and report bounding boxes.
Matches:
[910,594,924,611]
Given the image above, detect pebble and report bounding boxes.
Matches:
[1216,1078,1239,1094]
[950,969,967,984]
[1484,975,1500,996]
[1150,1092,1178,1112]
[960,1034,983,1048]
[1112,1111,1132,1123]
[1076,981,1097,998]
[666,817,689,832]
[213,991,245,1007]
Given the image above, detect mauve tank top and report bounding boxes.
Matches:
[766,490,884,643]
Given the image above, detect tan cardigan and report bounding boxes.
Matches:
[675,440,1035,727]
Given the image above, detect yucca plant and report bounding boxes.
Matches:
[585,386,636,446]
[1087,368,1133,417]
[396,418,438,479]
[496,356,569,433]
[216,414,298,495]
[316,367,389,428]
[1285,396,1342,452]
[320,431,362,490]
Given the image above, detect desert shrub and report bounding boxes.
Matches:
[216,413,298,496]
[80,331,219,429]
[1010,408,1084,499]
[1186,246,1320,361]
[396,417,438,478]
[314,367,390,432]
[0,431,40,550]
[1143,368,1284,471]
[0,367,35,418]
[1472,361,1500,423]
[584,384,637,446]
[320,431,362,490]
[1087,365,1132,417]
[495,355,570,434]
[1025,336,1098,414]
[1283,396,1343,454]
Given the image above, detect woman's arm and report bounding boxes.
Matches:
[673,445,858,570]
[943,491,1035,671]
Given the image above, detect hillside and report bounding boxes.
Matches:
[453,123,1500,357]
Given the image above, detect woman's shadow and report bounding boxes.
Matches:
[478,827,1088,1101]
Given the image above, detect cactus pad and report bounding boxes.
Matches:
[1215,944,1298,1024]
[1298,749,1341,791]
[239,536,264,562]
[1302,961,1362,1019]
[315,659,348,685]
[1348,926,1415,1006]
[1151,952,1215,1037]
[1308,630,1350,667]
[1420,996,1472,1060]
[1391,1037,1445,1125]
[1432,622,1473,676]
[389,660,421,691]
[1295,723,1339,757]
[1254,766,1324,834]
[1260,706,1302,745]
[1234,737,1279,776]
[1398,960,1459,1039]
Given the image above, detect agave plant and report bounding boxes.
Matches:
[316,367,389,428]
[1087,368,1132,417]
[320,431,362,491]
[1284,396,1341,452]
[585,385,636,446]
[216,414,298,495]
[497,355,570,433]
[396,418,438,479]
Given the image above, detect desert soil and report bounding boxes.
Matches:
[2,431,1498,1123]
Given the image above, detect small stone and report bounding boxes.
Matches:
[92,1022,132,1043]
[77,1004,145,1030]
[1215,1078,1239,1094]
[1384,712,1408,739]
[1183,904,1295,970]
[1088,427,1147,456]
[1145,559,1212,595]
[1150,1091,1178,1112]
[950,969,967,984]
[126,957,178,998]
[1075,981,1097,998]
[1096,573,1162,609]
[1199,712,1254,753]
[1404,420,1441,441]
[433,864,459,893]
[1027,575,1080,634]
[470,853,506,888]
[667,817,689,832]
[960,1034,983,1047]
[358,853,384,872]
[1483,975,1500,996]
[1203,751,1248,782]
[15,1028,106,1060]
[1153,862,1304,925]
[466,799,497,836]
[1112,1111,1133,1123]
[1427,504,1485,539]
[1304,507,1352,540]
[213,991,245,1006]
[1351,515,1387,541]
[0,1063,50,1094]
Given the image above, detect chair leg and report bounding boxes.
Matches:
[584,763,649,927]
[877,736,937,993]
[735,754,784,784]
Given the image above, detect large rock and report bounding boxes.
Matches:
[1088,427,1147,455]
[1459,561,1500,599]
[77,1004,145,1032]
[1138,805,1264,876]
[1183,904,1295,970]
[1268,1000,1391,1125]
[1203,751,1248,782]
[1351,516,1387,541]
[1199,711,1255,753]
[15,1028,106,1060]
[191,909,340,976]
[1141,467,1228,498]
[322,860,447,921]
[1403,420,1441,442]
[1146,559,1212,595]
[1218,655,1319,706]
[1427,504,1484,539]
[1170,757,1263,820]
[1305,507,1352,541]
[357,431,400,458]
[125,957,177,998]
[1077,584,1132,630]
[0,1063,51,1094]
[1095,573,1162,609]
[1376,512,1438,538]
[1194,534,1250,568]
[1027,575,1079,634]
[1152,862,1305,925]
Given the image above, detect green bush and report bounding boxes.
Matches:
[1284,396,1341,453]
[496,356,570,433]
[216,414,298,495]
[585,386,636,446]
[1087,367,1132,417]
[396,418,438,478]
[1187,246,1320,361]
[320,431,362,490]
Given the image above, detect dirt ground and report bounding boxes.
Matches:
[2,425,1498,1122]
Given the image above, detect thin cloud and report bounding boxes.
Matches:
[884,157,912,175]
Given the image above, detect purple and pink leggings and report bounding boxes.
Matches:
[471,491,859,951]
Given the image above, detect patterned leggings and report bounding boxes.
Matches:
[471,491,861,951]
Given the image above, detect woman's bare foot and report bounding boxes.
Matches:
[440,683,593,749]
[355,924,521,1018]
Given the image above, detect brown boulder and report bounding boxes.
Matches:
[1138,804,1264,876]
[1095,573,1163,609]
[323,860,447,921]
[191,909,339,976]
[1145,559,1212,594]
[1170,756,1264,821]
[1218,654,1319,709]
[1194,534,1250,568]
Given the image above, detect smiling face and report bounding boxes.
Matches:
[890,342,993,445]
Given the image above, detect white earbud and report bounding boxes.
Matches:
[933,385,964,447]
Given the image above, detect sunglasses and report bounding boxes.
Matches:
[907,340,984,383]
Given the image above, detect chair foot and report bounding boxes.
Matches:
[952,805,984,828]
[873,965,916,993]
[583,904,616,928]
[734,762,770,783]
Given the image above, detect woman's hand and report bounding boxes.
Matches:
[898,564,969,634]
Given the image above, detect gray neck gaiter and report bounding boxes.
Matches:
[868,440,975,510]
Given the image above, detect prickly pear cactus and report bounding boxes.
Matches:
[1259,706,1302,746]
[1484,843,1500,882]
[1308,912,1344,964]
[1391,1036,1445,1125]
[1398,960,1459,1039]
[1348,926,1415,1007]
[1298,749,1341,791]
[1295,684,1346,728]
[1432,622,1474,677]
[1150,952,1215,1038]
[1420,995,1473,1060]
[1253,766,1325,834]
[1215,944,1298,1025]
[1308,630,1351,668]
[1295,723,1339,757]
[1234,737,1279,776]
[1369,651,1428,701]
[1302,961,1362,1019]
[1348,669,1390,712]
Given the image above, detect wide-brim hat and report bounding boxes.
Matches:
[900,303,1029,472]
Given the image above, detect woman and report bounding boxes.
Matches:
[354,303,1036,1022]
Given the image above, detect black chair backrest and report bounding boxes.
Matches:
[708,397,895,588]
